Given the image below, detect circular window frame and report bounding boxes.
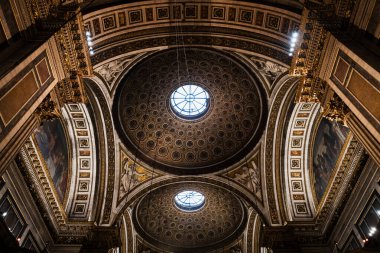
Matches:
[174,190,206,212]
[169,83,211,120]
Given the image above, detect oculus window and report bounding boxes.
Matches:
[170,84,210,119]
[174,191,205,211]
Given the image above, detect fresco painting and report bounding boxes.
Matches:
[312,118,349,202]
[34,118,69,203]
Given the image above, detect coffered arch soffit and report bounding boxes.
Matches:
[283,102,321,221]
[81,0,304,14]
[83,0,300,51]
[85,1,301,91]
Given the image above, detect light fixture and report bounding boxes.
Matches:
[1,212,7,217]
[288,30,299,57]
[174,190,205,212]
[170,84,210,119]
[85,32,94,55]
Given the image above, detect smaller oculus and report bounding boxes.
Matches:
[174,190,205,211]
[170,84,210,119]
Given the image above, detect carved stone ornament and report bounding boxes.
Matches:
[56,73,87,104]
[322,93,349,125]
[34,94,59,122]
[119,150,159,200]
[223,150,262,201]
[250,57,288,85]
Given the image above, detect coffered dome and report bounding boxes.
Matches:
[113,48,267,174]
[133,182,247,252]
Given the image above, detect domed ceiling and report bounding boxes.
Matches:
[133,182,247,252]
[113,48,267,174]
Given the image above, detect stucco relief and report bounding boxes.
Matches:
[94,52,153,93]
[223,150,262,201]
[96,57,128,86]
[118,148,159,200]
[250,57,288,85]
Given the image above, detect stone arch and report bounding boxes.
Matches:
[83,77,117,224]
[263,75,299,225]
[114,175,270,226]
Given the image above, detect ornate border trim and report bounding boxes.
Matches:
[20,138,67,229]
[315,137,364,232]
[283,102,320,220]
[62,103,97,220]
[83,1,300,44]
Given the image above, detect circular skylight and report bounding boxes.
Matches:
[170,84,210,119]
[174,190,205,211]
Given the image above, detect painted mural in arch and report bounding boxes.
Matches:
[312,118,349,202]
[34,118,69,203]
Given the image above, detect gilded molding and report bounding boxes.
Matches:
[18,138,95,243]
[314,137,364,232]
[20,138,67,229]
[290,9,329,103]
[54,11,93,105]
[34,94,60,123]
[290,0,357,103]
[91,34,291,67]
[281,138,366,241]
[322,93,350,125]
